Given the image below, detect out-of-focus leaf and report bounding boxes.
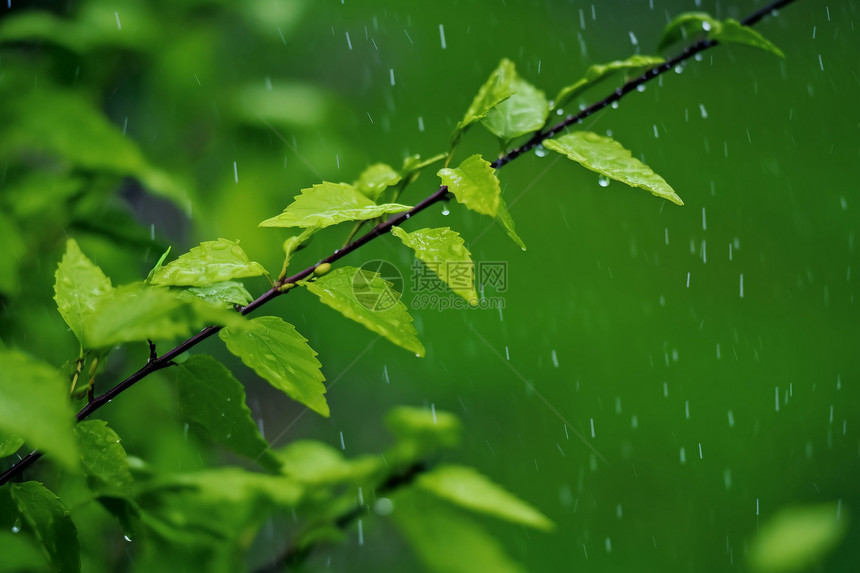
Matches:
[149,238,265,287]
[219,316,328,417]
[172,355,281,472]
[495,198,526,251]
[54,238,115,345]
[276,440,382,486]
[0,210,26,297]
[355,163,402,201]
[385,405,461,462]
[10,482,80,573]
[543,132,683,205]
[0,429,24,458]
[417,464,554,531]
[482,76,548,143]
[0,350,78,469]
[0,89,189,205]
[437,154,501,217]
[301,266,425,357]
[658,12,784,57]
[147,467,303,507]
[391,227,478,304]
[401,153,447,181]
[0,530,49,572]
[230,81,332,129]
[83,283,245,349]
[553,55,665,111]
[749,503,848,573]
[392,489,525,573]
[454,58,517,139]
[75,420,133,497]
[0,171,84,218]
[259,182,411,229]
[175,281,254,308]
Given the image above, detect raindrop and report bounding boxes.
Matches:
[418,116,424,132]
[727,410,734,427]
[698,443,703,459]
[345,32,352,50]
[339,431,346,450]
[11,518,21,533]
[534,144,549,157]
[674,64,685,74]
[505,346,510,360]
[739,274,744,298]
[115,11,122,30]
[357,519,364,545]
[610,101,620,109]
[431,403,437,423]
[628,31,638,46]
[589,418,595,438]
[123,534,133,543]
[441,206,450,216]
[636,84,646,93]
[605,537,612,552]
[699,104,708,119]
[680,447,686,464]
[439,24,446,49]
[598,175,610,188]
[383,365,390,384]
[685,400,690,419]
[233,161,238,183]
[389,68,395,86]
[551,349,559,367]
[374,498,394,516]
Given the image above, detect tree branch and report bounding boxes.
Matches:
[0,0,797,486]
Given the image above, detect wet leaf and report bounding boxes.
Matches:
[749,503,848,573]
[172,355,281,472]
[454,58,517,140]
[219,316,329,417]
[391,226,478,305]
[83,283,245,349]
[553,55,665,111]
[175,281,254,308]
[149,238,266,287]
[417,464,554,531]
[0,350,78,469]
[10,482,80,573]
[355,163,402,201]
[75,420,133,497]
[392,489,525,573]
[495,198,527,251]
[437,154,501,217]
[54,238,115,345]
[259,182,411,229]
[280,227,318,278]
[302,266,425,357]
[482,75,548,143]
[543,132,683,205]
[658,12,784,57]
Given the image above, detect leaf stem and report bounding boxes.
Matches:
[0,0,798,486]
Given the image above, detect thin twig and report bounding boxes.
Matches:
[0,0,798,486]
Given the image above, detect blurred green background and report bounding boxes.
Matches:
[1,0,857,571]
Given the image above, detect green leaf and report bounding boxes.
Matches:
[392,489,525,573]
[437,154,501,217]
[83,283,245,349]
[401,153,447,180]
[301,266,425,357]
[219,316,329,417]
[391,226,478,304]
[145,246,172,284]
[454,58,517,140]
[417,464,554,531]
[0,429,24,458]
[749,503,848,573]
[385,405,461,462]
[259,182,412,229]
[276,440,382,486]
[148,467,303,507]
[54,238,115,345]
[712,19,785,58]
[75,420,133,497]
[658,12,784,57]
[482,76,548,143]
[175,281,254,308]
[543,132,683,205]
[230,81,333,130]
[354,163,402,201]
[553,55,665,111]
[10,482,80,573]
[280,227,318,278]
[496,198,527,251]
[172,355,281,472]
[149,238,266,287]
[0,350,78,469]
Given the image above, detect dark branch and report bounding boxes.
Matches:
[0,0,798,486]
